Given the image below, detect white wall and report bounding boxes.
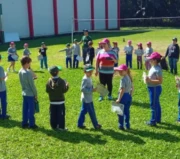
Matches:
[94,0,105,30]
[32,0,54,36]
[0,0,29,38]
[77,0,91,31]
[108,0,118,29]
[57,0,73,34]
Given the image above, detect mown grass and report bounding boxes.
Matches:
[0,28,180,159]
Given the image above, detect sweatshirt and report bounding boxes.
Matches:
[165,44,180,59]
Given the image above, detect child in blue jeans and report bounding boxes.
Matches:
[0,55,10,119]
[59,43,72,68]
[115,64,133,130]
[77,64,101,129]
[175,76,180,122]
[39,42,48,69]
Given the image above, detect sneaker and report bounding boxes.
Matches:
[2,115,10,120]
[29,124,39,129]
[119,127,125,131]
[58,128,68,131]
[78,125,86,129]
[146,121,156,127]
[98,96,104,102]
[108,95,113,100]
[95,124,102,129]
[22,124,29,129]
[7,68,10,72]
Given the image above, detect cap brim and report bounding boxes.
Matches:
[57,66,62,71]
[114,67,123,71]
[85,68,95,72]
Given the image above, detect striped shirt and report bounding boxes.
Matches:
[96,49,117,74]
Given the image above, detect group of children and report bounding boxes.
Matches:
[0,38,179,131]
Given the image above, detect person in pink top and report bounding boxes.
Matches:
[95,38,117,101]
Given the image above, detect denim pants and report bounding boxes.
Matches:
[66,57,72,68]
[148,86,162,124]
[118,93,132,129]
[126,54,132,68]
[22,96,35,127]
[168,57,178,74]
[0,91,7,118]
[178,93,180,121]
[83,48,88,65]
[40,56,48,69]
[78,102,98,128]
[137,56,142,69]
[73,55,79,68]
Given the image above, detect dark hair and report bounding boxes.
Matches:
[159,57,168,71]
[51,71,59,77]
[21,56,32,66]
[0,55,2,60]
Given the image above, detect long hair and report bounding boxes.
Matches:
[127,68,133,82]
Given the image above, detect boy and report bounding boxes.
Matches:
[0,55,9,119]
[77,64,101,129]
[59,43,72,68]
[112,42,120,67]
[39,42,48,69]
[46,66,69,130]
[19,56,38,129]
[87,41,95,65]
[72,39,81,68]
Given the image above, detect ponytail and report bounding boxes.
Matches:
[159,57,168,71]
[127,68,133,82]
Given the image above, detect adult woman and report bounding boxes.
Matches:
[7,42,19,72]
[95,38,117,101]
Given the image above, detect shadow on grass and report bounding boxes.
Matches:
[132,101,150,109]
[33,71,45,73]
[157,122,180,132]
[128,129,180,143]
[0,119,22,128]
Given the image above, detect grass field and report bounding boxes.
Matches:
[0,28,180,159]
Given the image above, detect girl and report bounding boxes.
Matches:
[124,40,134,69]
[146,52,163,126]
[112,42,120,67]
[23,43,31,57]
[7,42,19,72]
[144,42,153,70]
[39,42,48,69]
[95,42,103,56]
[134,43,144,69]
[115,64,133,130]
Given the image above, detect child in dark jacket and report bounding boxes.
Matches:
[87,41,95,65]
[46,66,69,131]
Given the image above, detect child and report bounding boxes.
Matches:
[23,43,31,57]
[175,76,180,123]
[0,55,10,119]
[19,56,38,129]
[72,39,81,68]
[59,43,72,68]
[112,42,120,67]
[39,42,48,69]
[115,64,133,130]
[87,41,95,65]
[77,64,102,129]
[46,66,69,131]
[124,40,134,69]
[134,43,144,69]
[7,42,19,72]
[145,52,162,126]
[144,42,153,70]
[95,42,103,56]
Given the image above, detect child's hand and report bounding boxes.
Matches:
[116,99,120,103]
[146,77,151,83]
[95,71,98,76]
[66,82,69,87]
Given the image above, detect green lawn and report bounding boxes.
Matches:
[0,29,180,159]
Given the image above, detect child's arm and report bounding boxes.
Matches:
[59,49,66,52]
[116,88,125,103]
[28,72,37,98]
[0,68,6,81]
[62,80,69,93]
[146,76,163,85]
[81,79,93,93]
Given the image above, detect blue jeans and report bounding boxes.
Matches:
[168,57,178,74]
[73,55,79,68]
[78,102,98,128]
[126,54,132,68]
[40,56,48,69]
[148,86,162,124]
[66,57,72,68]
[22,96,35,127]
[178,93,180,121]
[0,91,7,118]
[118,93,132,129]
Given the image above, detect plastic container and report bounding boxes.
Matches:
[111,102,124,116]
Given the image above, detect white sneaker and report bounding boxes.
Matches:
[57,128,68,131]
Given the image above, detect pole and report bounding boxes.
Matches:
[71,17,74,43]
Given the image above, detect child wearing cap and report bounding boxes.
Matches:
[134,43,144,69]
[124,40,134,69]
[115,64,133,130]
[72,39,81,68]
[145,52,163,126]
[23,43,31,57]
[19,56,38,129]
[144,42,153,70]
[77,64,102,129]
[0,55,10,119]
[95,42,103,56]
[7,42,19,72]
[59,43,72,68]
[112,42,120,67]
[87,41,95,65]
[39,42,48,69]
[46,66,69,131]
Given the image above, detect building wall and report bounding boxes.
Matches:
[108,0,118,29]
